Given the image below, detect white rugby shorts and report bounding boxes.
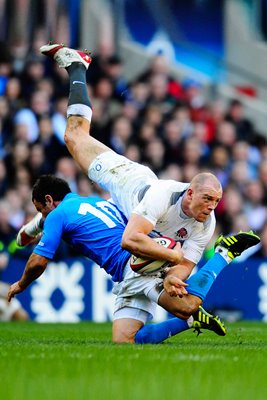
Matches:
[113,261,164,323]
[88,152,157,219]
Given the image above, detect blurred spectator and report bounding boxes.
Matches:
[171,103,194,138]
[143,137,166,174]
[163,118,183,164]
[76,174,94,197]
[218,187,245,234]
[182,164,200,182]
[243,180,267,231]
[159,163,182,181]
[4,140,30,185]
[51,96,68,144]
[225,99,254,141]
[124,143,141,163]
[208,145,231,188]
[141,104,163,131]
[191,121,210,161]
[127,81,150,111]
[4,77,24,115]
[248,221,267,258]
[229,160,252,194]
[108,115,133,154]
[0,96,13,155]
[14,89,51,142]
[136,122,158,150]
[231,140,259,179]
[101,55,128,101]
[0,200,18,260]
[5,188,25,229]
[92,75,121,127]
[37,114,69,169]
[27,142,51,181]
[258,159,267,203]
[180,137,203,169]
[182,78,206,121]
[137,53,184,101]
[205,99,226,143]
[0,159,8,195]
[55,156,79,192]
[231,213,251,233]
[213,120,237,151]
[146,73,176,114]
[19,55,46,98]
[87,41,116,84]
[0,281,28,321]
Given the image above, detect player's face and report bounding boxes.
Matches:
[33,198,56,219]
[189,185,222,222]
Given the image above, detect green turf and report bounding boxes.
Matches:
[1,321,267,400]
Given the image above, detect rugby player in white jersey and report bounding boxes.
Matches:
[22,43,258,343]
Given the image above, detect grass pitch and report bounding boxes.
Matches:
[1,321,267,400]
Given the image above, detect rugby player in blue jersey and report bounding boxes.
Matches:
[8,175,260,343]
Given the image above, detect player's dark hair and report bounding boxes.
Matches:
[32,175,71,205]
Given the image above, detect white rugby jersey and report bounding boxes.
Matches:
[133,180,216,265]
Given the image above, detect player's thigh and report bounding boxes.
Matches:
[89,152,157,218]
[112,318,144,343]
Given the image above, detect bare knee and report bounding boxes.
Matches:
[112,318,144,344]
[112,331,134,344]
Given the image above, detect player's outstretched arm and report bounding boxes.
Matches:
[7,253,48,301]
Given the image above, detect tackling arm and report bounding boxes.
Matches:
[7,253,48,301]
[163,260,195,297]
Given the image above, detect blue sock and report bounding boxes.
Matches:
[135,318,189,344]
[186,252,227,300]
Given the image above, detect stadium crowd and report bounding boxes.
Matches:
[0,23,266,275]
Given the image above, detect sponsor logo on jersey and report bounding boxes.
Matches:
[176,228,188,238]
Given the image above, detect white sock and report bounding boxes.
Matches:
[187,315,194,327]
[215,245,232,263]
[67,104,92,122]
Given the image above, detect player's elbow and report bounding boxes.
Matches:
[121,235,138,254]
[121,236,132,251]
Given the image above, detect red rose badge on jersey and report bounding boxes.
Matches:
[176,228,188,238]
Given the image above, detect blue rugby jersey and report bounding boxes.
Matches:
[33,193,131,282]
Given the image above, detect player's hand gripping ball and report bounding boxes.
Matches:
[130,236,176,275]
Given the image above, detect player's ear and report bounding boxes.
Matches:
[187,188,193,199]
[45,194,53,205]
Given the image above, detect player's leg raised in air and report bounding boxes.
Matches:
[40,43,110,172]
[40,43,158,218]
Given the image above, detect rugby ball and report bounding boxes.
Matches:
[130,236,176,275]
